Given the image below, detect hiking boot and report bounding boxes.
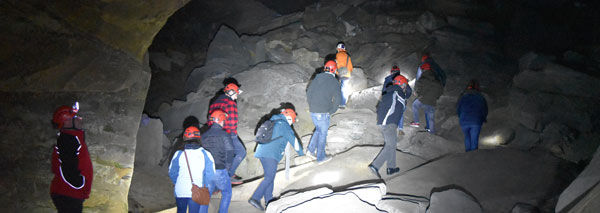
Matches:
[387,167,400,175]
[248,198,265,211]
[232,174,243,180]
[409,122,420,128]
[317,156,332,164]
[368,164,381,179]
[306,151,317,160]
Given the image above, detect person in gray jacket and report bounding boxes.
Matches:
[306,60,341,163]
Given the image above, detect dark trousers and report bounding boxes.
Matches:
[51,194,84,213]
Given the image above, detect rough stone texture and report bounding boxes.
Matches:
[402,132,464,160]
[327,109,383,154]
[206,25,252,66]
[556,147,600,212]
[427,188,483,213]
[0,0,187,212]
[417,11,448,34]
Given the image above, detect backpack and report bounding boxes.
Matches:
[255,120,283,144]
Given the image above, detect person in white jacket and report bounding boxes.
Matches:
[169,126,215,213]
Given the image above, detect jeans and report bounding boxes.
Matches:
[398,107,406,130]
[228,134,246,177]
[308,113,330,162]
[175,197,200,213]
[201,169,231,213]
[372,124,398,169]
[251,157,278,205]
[412,99,435,133]
[340,77,350,106]
[51,194,83,213]
[461,124,482,152]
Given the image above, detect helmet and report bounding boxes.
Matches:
[280,108,297,123]
[224,83,240,96]
[324,60,338,74]
[421,54,429,62]
[336,42,346,51]
[391,65,400,73]
[393,75,408,86]
[183,126,201,140]
[52,105,77,129]
[467,79,480,91]
[420,63,431,71]
[209,109,228,124]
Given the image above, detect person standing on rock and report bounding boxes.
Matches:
[383,65,412,134]
[169,126,215,213]
[306,60,341,163]
[336,41,353,109]
[209,82,245,185]
[369,75,409,178]
[248,107,304,211]
[457,79,488,152]
[410,54,445,134]
[50,102,93,213]
[200,110,232,213]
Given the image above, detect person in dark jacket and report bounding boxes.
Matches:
[411,61,444,134]
[383,65,412,133]
[209,82,245,184]
[369,75,409,178]
[50,102,93,213]
[306,60,341,163]
[248,108,304,211]
[457,79,488,152]
[200,110,232,213]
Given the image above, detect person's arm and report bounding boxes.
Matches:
[482,95,488,122]
[202,150,215,187]
[347,55,353,73]
[330,79,342,114]
[57,134,84,188]
[281,123,304,156]
[405,84,412,99]
[168,151,182,185]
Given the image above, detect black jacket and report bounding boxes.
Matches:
[306,72,341,114]
[201,124,230,170]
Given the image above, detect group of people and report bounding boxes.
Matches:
[369,53,488,178]
[48,42,487,212]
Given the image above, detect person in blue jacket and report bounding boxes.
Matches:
[382,65,412,134]
[457,79,488,152]
[248,107,304,211]
[369,75,409,178]
[169,126,215,213]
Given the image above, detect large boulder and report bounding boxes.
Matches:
[556,147,600,212]
[206,25,252,66]
[326,109,383,154]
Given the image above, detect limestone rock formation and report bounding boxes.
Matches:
[427,188,483,213]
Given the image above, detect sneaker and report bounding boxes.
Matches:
[306,151,317,160]
[397,129,405,136]
[410,122,420,128]
[339,105,347,109]
[248,198,265,211]
[231,177,243,185]
[368,164,381,179]
[232,174,243,180]
[386,167,400,175]
[317,156,332,164]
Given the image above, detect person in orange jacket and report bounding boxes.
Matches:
[336,41,353,109]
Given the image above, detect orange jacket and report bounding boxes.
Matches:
[336,51,353,78]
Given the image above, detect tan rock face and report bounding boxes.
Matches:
[0,0,188,212]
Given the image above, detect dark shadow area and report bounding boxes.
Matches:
[428,184,483,211]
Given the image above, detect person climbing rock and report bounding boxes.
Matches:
[169,126,215,213]
[209,81,245,185]
[50,102,93,213]
[383,65,412,134]
[336,41,353,109]
[248,107,304,211]
[457,79,488,152]
[306,60,341,163]
[200,110,232,213]
[369,75,409,178]
[410,53,445,134]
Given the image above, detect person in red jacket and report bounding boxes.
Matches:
[50,102,93,213]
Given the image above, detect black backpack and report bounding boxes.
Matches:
[255,120,283,144]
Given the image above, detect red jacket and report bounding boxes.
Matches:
[209,94,239,135]
[50,129,93,199]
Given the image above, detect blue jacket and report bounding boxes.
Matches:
[377,85,407,125]
[254,114,304,162]
[201,124,230,170]
[382,73,412,99]
[457,90,488,126]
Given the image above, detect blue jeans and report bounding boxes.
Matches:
[461,124,482,152]
[340,77,350,106]
[176,197,200,213]
[228,134,246,177]
[251,157,278,205]
[200,169,231,213]
[398,106,406,130]
[308,113,330,162]
[412,99,435,133]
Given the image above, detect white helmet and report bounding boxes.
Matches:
[336,42,345,50]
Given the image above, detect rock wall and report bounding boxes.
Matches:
[0,0,188,212]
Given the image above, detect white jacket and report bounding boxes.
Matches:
[168,145,215,198]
